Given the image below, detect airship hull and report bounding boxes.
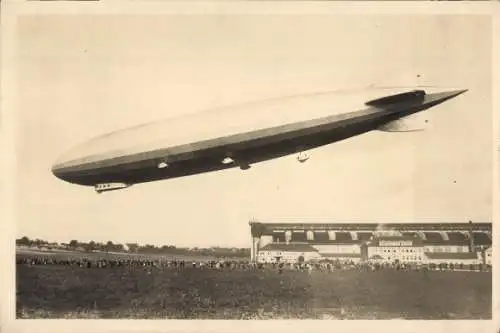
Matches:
[51,87,467,190]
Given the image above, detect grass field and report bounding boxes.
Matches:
[16,263,491,319]
[16,247,225,262]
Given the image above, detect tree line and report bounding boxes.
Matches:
[16,236,250,258]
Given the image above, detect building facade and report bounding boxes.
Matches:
[363,235,425,263]
[249,221,492,265]
[257,243,321,263]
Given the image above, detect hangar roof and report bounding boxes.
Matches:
[250,221,492,234]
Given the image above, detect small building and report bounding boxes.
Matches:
[257,243,321,264]
[313,241,362,262]
[423,252,481,266]
[483,247,492,266]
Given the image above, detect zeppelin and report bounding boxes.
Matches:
[51,86,467,193]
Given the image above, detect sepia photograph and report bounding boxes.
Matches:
[1,2,497,329]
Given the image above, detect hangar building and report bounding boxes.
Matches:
[249,221,492,265]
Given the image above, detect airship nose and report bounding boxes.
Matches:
[51,159,73,183]
[51,145,92,184]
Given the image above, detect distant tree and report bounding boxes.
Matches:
[105,241,114,252]
[92,242,102,252]
[199,248,211,256]
[139,244,157,254]
[84,241,96,252]
[160,245,171,253]
[33,239,45,247]
[69,240,78,249]
[16,236,31,246]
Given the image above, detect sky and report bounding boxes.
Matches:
[14,14,493,248]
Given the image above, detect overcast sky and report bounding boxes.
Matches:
[15,15,492,247]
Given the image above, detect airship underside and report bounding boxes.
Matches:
[51,87,467,193]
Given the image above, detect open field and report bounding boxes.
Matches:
[17,262,491,319]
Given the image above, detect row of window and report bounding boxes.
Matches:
[259,251,306,256]
[372,246,468,253]
[379,256,423,261]
[426,246,466,253]
[372,248,423,253]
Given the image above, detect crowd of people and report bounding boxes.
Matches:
[16,254,490,273]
